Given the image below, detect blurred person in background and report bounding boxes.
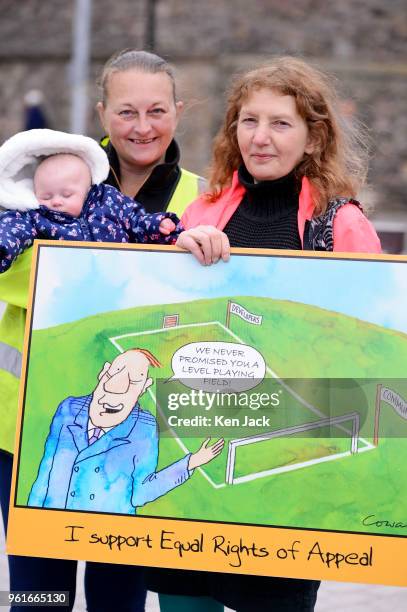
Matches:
[23,89,49,131]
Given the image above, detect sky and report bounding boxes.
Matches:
[32,244,407,335]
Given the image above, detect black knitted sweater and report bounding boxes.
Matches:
[223,165,302,249]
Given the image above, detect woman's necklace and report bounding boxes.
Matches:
[109,165,150,199]
[109,164,123,192]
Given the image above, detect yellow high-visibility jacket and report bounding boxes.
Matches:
[0,251,32,453]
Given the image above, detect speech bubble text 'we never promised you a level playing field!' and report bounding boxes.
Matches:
[170,341,266,392]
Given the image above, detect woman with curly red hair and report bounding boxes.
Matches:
[155,56,381,612]
[181,56,380,258]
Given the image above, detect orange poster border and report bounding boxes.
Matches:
[6,240,407,586]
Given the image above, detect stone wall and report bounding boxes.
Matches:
[0,0,406,210]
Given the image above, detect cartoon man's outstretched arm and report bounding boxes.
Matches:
[131,413,224,508]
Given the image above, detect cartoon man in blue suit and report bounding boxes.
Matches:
[28,348,223,514]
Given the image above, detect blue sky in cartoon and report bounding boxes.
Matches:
[32,245,407,335]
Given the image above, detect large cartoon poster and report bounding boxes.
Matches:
[7,241,407,586]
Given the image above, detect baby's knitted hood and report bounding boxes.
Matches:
[0,129,110,211]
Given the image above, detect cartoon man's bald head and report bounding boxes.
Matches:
[89,349,161,428]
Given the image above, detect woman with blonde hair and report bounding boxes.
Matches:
[0,48,221,612]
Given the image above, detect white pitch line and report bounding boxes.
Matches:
[111,321,221,340]
[109,322,220,352]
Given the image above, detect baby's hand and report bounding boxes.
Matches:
[159,218,176,235]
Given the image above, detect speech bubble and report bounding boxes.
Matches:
[170,341,266,392]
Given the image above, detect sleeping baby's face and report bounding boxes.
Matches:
[34,154,91,217]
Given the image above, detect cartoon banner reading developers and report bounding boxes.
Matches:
[7,241,407,586]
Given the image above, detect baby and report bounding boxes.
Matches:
[0,129,180,273]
